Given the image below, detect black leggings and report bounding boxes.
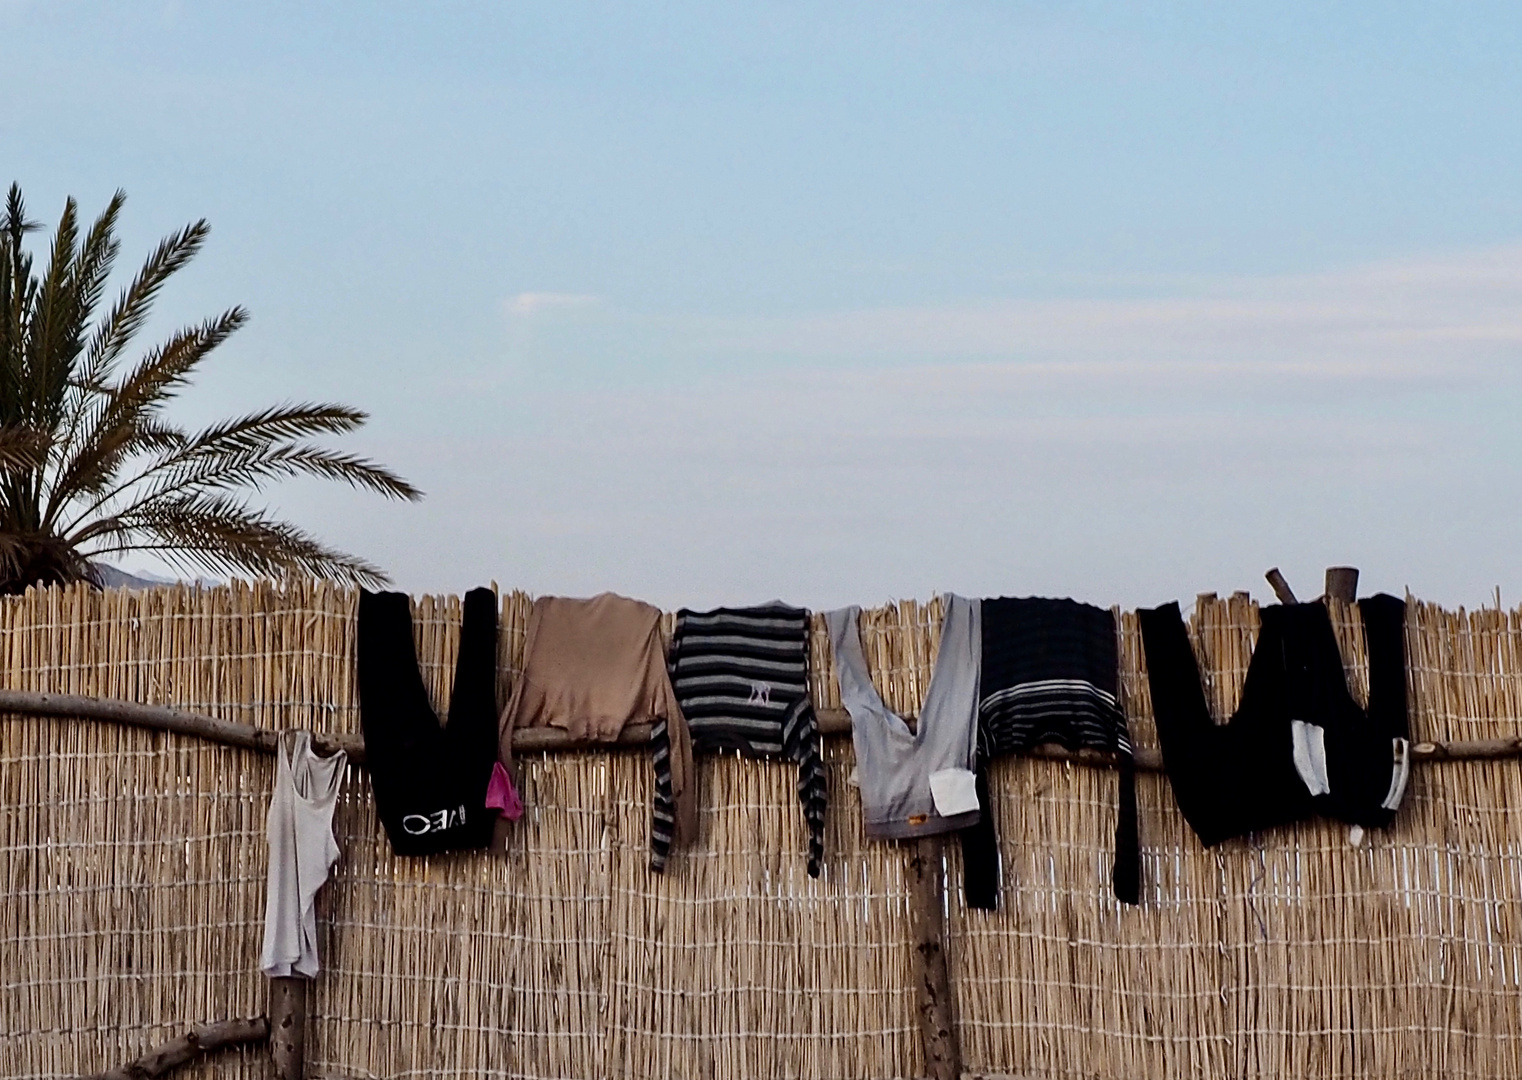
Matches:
[357,587,500,856]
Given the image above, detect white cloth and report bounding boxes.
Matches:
[928,767,981,817]
[260,730,345,979]
[1382,737,1412,811]
[1290,720,1331,797]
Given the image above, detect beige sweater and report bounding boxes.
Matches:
[499,593,697,846]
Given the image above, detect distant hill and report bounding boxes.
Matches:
[92,565,169,589]
[90,566,224,590]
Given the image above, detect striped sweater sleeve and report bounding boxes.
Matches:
[649,716,677,873]
[649,624,683,873]
[783,696,827,877]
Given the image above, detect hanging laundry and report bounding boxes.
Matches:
[260,730,345,979]
[958,597,1139,909]
[825,595,982,839]
[498,593,696,869]
[485,761,524,820]
[659,603,827,876]
[1137,594,1409,848]
[358,587,505,856]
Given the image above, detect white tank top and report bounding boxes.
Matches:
[260,730,345,979]
[826,595,982,839]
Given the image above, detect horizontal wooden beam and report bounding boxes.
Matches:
[0,689,364,764]
[1410,737,1522,762]
[2,689,1517,775]
[85,1016,269,1080]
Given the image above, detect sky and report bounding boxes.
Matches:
[4,2,1522,610]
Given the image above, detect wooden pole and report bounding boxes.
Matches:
[86,1016,269,1080]
[1411,737,1522,762]
[269,977,307,1080]
[1325,566,1360,603]
[0,689,362,762]
[1265,567,1298,605]
[906,835,961,1080]
[10,690,1522,769]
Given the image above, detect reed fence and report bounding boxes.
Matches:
[1,581,1520,1079]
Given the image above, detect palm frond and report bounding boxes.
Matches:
[175,402,369,451]
[110,306,247,414]
[23,198,83,425]
[80,493,391,587]
[200,443,419,497]
[50,193,125,446]
[46,308,246,520]
[0,528,97,595]
[67,192,125,358]
[2,186,41,335]
[76,217,207,398]
[54,402,418,539]
[0,235,23,423]
[51,216,209,478]
[3,184,41,245]
[144,403,414,495]
[0,424,49,476]
[121,443,418,521]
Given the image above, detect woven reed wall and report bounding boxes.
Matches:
[1,583,1520,1079]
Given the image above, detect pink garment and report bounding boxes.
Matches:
[485,761,523,821]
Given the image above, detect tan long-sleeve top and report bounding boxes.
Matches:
[498,593,697,857]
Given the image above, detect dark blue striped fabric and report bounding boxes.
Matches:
[978,598,1128,758]
[961,597,1139,908]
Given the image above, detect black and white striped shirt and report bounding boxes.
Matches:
[978,598,1130,759]
[651,603,827,876]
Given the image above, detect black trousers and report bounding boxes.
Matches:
[357,587,500,856]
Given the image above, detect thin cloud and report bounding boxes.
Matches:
[675,243,1522,372]
[504,291,600,317]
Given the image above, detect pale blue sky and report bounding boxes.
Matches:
[5,3,1522,608]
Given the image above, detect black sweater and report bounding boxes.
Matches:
[1137,595,1408,848]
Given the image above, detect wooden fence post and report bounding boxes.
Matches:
[1265,567,1298,605]
[1325,566,1359,603]
[907,836,961,1080]
[269,976,306,1080]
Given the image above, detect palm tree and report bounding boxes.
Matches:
[0,184,420,593]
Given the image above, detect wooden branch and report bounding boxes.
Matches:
[1265,567,1298,605]
[1411,738,1522,762]
[1325,566,1359,603]
[0,690,364,765]
[6,690,1522,774]
[906,835,961,1080]
[268,977,306,1080]
[85,1016,269,1080]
